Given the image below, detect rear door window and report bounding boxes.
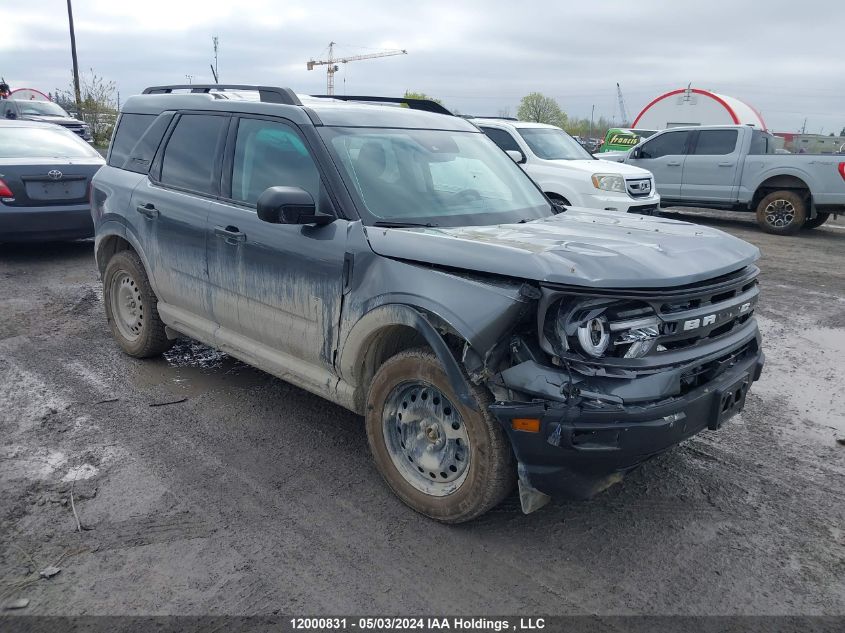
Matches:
[639,131,690,159]
[480,127,521,153]
[159,114,228,195]
[108,114,155,168]
[693,129,738,155]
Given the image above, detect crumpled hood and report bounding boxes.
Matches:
[365,209,760,288]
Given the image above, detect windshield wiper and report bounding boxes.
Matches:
[372,220,439,228]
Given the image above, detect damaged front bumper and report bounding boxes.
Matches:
[490,336,765,504]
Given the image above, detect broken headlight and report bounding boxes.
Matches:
[554,299,662,359]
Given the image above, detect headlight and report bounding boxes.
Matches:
[591,173,626,193]
[553,300,663,359]
[576,316,610,357]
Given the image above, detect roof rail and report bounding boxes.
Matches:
[310,94,453,116]
[141,84,302,106]
[464,115,519,121]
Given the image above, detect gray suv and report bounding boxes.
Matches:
[92,85,765,522]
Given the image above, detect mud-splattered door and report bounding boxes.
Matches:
[206,117,347,370]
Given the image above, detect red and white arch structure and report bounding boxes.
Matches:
[632,88,767,131]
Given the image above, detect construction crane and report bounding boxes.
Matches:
[307,42,407,95]
[616,82,630,127]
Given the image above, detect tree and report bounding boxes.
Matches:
[840,127,845,136]
[56,68,117,146]
[517,92,566,127]
[404,90,442,105]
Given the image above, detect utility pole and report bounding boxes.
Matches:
[185,74,193,85]
[589,104,595,140]
[801,118,807,134]
[210,36,219,83]
[66,0,82,112]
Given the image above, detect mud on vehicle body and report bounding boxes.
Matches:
[91,85,765,522]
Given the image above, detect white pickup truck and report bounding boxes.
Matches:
[603,124,845,234]
[472,118,661,215]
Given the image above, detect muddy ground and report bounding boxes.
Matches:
[1,209,843,616]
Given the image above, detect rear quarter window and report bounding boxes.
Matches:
[108,114,155,168]
[123,113,174,174]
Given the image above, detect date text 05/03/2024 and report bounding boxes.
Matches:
[290,617,547,631]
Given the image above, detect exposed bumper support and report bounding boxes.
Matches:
[491,347,765,500]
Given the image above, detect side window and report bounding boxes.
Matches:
[639,131,689,159]
[480,127,521,153]
[693,130,738,155]
[160,114,228,194]
[231,118,322,208]
[123,113,174,174]
[749,131,772,155]
[108,114,155,168]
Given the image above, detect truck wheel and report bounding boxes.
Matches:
[103,250,173,358]
[365,349,515,523]
[802,212,830,230]
[755,190,807,235]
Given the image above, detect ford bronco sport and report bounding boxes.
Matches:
[92,85,765,523]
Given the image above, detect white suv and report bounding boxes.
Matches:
[472,118,660,214]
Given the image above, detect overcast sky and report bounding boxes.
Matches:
[3,0,843,134]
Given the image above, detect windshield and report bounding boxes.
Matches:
[518,127,595,160]
[321,127,552,227]
[0,127,100,159]
[16,101,70,117]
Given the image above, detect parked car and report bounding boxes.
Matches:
[472,118,661,215]
[0,120,103,242]
[92,85,764,522]
[1,98,93,142]
[605,125,845,234]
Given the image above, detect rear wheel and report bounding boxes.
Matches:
[365,349,515,523]
[103,250,173,358]
[802,212,830,230]
[755,190,807,235]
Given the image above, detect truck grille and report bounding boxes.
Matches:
[550,266,760,364]
[625,178,653,198]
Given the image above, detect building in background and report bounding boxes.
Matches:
[771,133,845,154]
[632,87,767,130]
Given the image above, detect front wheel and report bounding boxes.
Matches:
[365,349,515,523]
[802,212,830,230]
[755,190,807,235]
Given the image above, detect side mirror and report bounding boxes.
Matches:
[505,149,526,164]
[5,110,16,120]
[256,186,333,226]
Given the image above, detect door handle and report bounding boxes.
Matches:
[214,225,246,244]
[718,162,734,167]
[135,203,159,219]
[666,162,681,167]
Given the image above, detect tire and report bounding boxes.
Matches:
[802,212,830,230]
[365,349,515,523]
[103,249,173,358]
[755,190,807,235]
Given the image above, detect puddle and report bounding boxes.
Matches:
[132,339,268,398]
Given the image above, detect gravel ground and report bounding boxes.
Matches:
[1,209,843,616]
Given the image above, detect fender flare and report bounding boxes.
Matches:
[95,224,161,297]
[749,167,816,198]
[338,304,478,411]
